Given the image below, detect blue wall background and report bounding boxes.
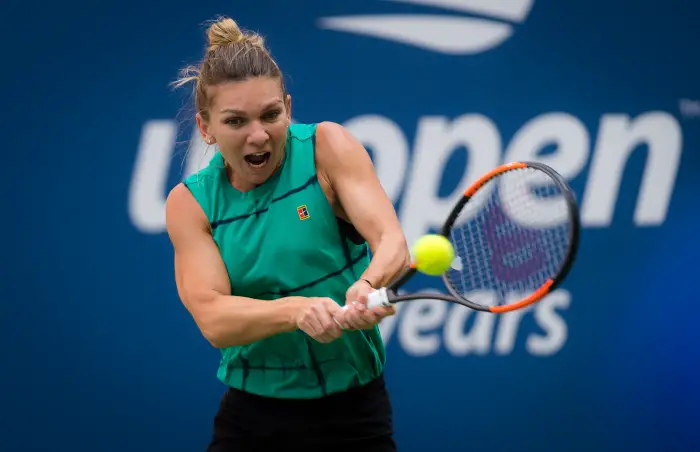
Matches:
[2,0,698,451]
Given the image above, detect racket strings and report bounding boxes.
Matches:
[446,167,572,306]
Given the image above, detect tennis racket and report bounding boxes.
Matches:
[367,161,580,314]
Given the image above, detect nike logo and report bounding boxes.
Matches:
[317,0,535,55]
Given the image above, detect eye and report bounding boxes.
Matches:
[225,117,245,127]
[263,110,281,122]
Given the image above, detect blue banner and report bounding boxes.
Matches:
[2,0,698,451]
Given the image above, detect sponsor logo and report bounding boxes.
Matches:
[297,205,311,220]
[317,0,535,55]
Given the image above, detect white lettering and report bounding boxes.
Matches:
[130,111,682,236]
[581,112,682,226]
[129,120,177,234]
[400,115,501,247]
[381,288,570,356]
[443,291,497,356]
[505,112,590,178]
[501,113,589,228]
[493,297,530,355]
[527,290,570,356]
[398,297,448,356]
[344,115,409,204]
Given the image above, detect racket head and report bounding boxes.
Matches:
[438,161,580,313]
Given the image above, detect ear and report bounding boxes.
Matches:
[285,94,292,123]
[196,112,215,144]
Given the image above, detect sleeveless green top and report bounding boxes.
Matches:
[182,123,386,399]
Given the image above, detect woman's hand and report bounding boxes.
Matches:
[342,280,396,331]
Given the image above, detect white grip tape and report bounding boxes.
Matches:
[367,288,390,309]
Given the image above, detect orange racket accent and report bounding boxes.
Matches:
[409,262,417,269]
[463,162,528,197]
[488,279,554,313]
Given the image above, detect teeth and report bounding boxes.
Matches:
[251,152,266,157]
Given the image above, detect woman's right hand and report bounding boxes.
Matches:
[294,297,346,344]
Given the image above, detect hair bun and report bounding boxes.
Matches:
[207,17,264,52]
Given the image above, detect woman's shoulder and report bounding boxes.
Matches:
[314,121,368,167]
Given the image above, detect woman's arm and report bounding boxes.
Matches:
[165,184,344,347]
[315,121,411,289]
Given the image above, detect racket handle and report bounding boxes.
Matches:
[335,289,389,330]
[339,288,391,311]
[367,288,391,309]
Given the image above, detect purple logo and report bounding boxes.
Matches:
[483,204,545,283]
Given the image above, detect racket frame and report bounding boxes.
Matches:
[367,161,581,313]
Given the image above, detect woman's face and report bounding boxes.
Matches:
[198,76,291,190]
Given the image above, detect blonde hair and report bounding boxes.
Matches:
[172,16,286,120]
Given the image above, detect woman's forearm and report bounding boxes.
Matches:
[361,231,411,288]
[195,295,301,348]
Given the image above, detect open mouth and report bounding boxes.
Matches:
[244,152,271,168]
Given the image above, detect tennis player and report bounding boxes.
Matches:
[165,16,410,452]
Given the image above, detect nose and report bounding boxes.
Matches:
[247,122,270,147]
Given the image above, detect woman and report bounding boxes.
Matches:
[165,15,410,452]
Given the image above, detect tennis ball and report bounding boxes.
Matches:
[412,234,455,276]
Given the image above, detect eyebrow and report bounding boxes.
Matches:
[220,100,283,115]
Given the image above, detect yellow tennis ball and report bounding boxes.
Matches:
[412,234,455,276]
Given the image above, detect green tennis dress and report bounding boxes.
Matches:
[183,123,386,399]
